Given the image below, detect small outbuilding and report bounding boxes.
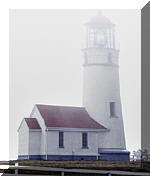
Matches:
[18,104,109,160]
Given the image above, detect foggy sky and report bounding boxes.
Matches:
[10,9,141,159]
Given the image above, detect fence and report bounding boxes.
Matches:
[1,166,150,176]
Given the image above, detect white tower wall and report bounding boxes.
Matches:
[83,28,126,149]
[82,11,127,150]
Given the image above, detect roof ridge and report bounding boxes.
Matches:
[36,104,84,109]
[24,117,36,119]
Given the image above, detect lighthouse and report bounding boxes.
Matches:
[82,11,126,151]
[18,10,130,161]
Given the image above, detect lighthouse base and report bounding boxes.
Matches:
[98,148,130,161]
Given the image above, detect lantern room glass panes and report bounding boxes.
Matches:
[89,29,95,41]
[87,27,115,49]
[88,29,95,47]
[96,29,106,46]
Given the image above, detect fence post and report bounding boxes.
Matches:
[15,168,18,176]
[15,163,19,176]
[61,171,64,176]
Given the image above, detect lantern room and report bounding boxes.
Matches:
[85,11,116,49]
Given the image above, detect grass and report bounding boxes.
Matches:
[0,160,150,175]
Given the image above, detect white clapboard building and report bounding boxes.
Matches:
[18,11,130,161]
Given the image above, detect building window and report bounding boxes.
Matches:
[59,131,64,148]
[82,132,88,148]
[110,102,116,117]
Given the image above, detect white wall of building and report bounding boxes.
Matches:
[46,130,99,156]
[29,131,41,155]
[30,105,46,155]
[18,119,29,155]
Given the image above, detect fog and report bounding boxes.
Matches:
[10,9,141,159]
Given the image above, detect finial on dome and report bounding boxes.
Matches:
[98,10,102,16]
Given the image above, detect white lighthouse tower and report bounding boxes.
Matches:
[82,11,127,151]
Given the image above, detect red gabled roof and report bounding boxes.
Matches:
[25,118,41,129]
[36,104,106,129]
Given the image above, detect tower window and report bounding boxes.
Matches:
[82,132,88,148]
[110,102,116,117]
[59,131,64,148]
